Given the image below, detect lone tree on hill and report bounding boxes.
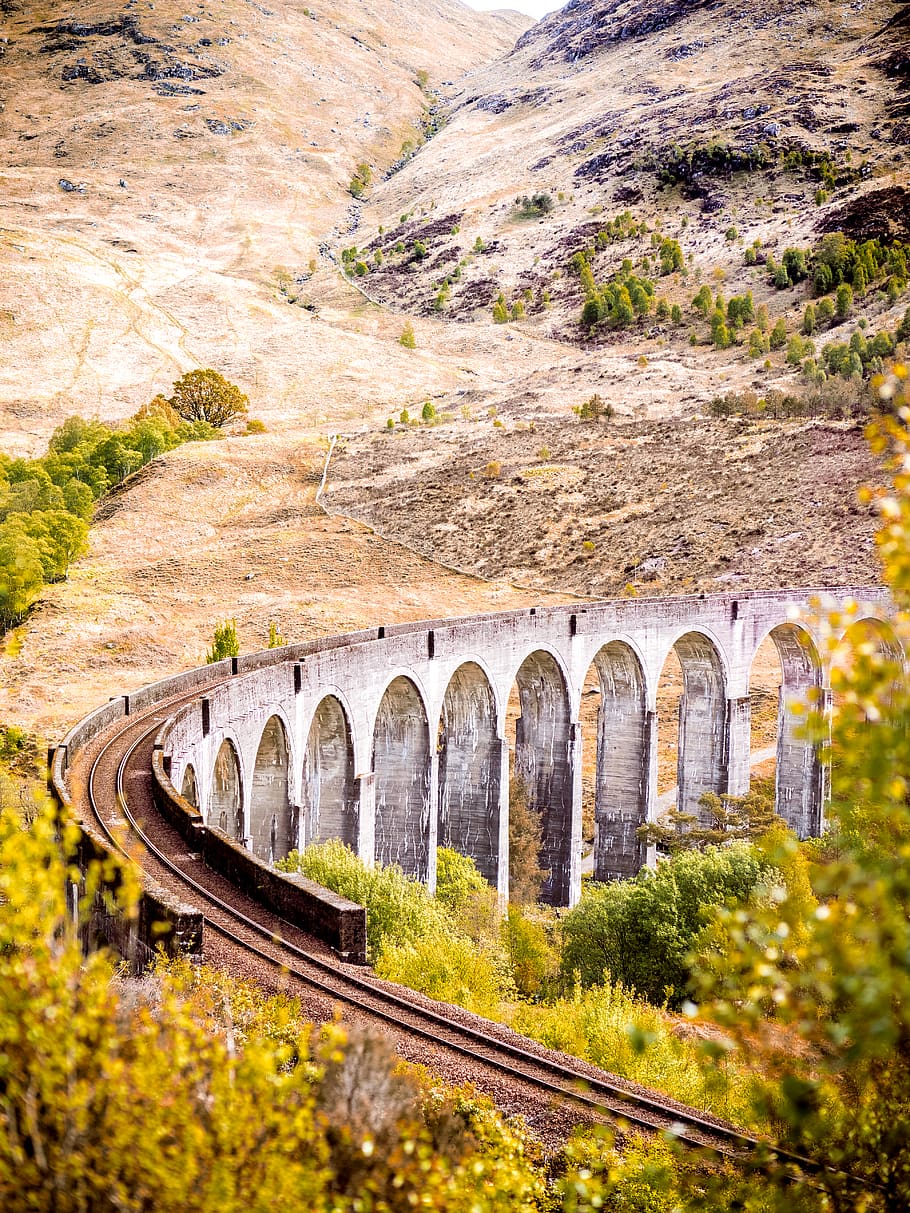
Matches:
[168,369,248,428]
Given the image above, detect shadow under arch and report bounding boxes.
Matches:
[665,630,728,823]
[511,649,573,906]
[757,622,824,838]
[250,715,295,864]
[303,694,357,850]
[373,675,431,880]
[180,763,198,808]
[587,640,650,880]
[437,661,502,888]
[210,738,243,841]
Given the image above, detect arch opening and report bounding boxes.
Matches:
[748,634,782,799]
[303,695,357,850]
[833,617,904,706]
[583,642,649,881]
[180,763,198,809]
[509,650,574,906]
[210,739,243,842]
[760,624,823,838]
[437,662,501,888]
[373,677,431,880]
[250,716,294,864]
[656,632,727,829]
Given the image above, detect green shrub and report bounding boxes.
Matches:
[283,842,511,1014]
[581,298,601,327]
[399,322,416,349]
[725,292,754,328]
[574,393,613,422]
[787,334,814,366]
[658,238,683,274]
[692,285,713,317]
[559,842,770,1007]
[782,247,809,283]
[769,317,788,349]
[0,799,553,1212]
[434,846,485,913]
[283,840,450,958]
[516,193,553,218]
[206,619,239,664]
[0,523,44,628]
[501,907,556,999]
[376,933,509,1017]
[513,980,761,1125]
[349,161,372,197]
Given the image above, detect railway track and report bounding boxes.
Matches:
[73,690,818,1174]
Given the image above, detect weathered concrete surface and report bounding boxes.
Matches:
[250,717,295,864]
[438,662,502,887]
[303,695,357,849]
[161,588,896,906]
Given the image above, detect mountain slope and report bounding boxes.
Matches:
[0,0,528,451]
[354,0,909,336]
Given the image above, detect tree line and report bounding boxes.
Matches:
[0,370,248,629]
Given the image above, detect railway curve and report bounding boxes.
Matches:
[50,611,870,1179]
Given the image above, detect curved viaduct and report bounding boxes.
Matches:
[156,588,893,908]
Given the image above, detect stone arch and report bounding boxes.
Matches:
[753,623,824,838]
[437,661,502,888]
[511,649,574,906]
[250,715,294,863]
[303,694,357,849]
[373,676,431,879]
[663,630,728,822]
[180,763,198,808]
[587,641,650,880]
[210,738,243,841]
[835,614,904,669]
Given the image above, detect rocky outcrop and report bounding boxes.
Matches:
[37,15,226,88]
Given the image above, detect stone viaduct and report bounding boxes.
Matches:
[160,588,894,908]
